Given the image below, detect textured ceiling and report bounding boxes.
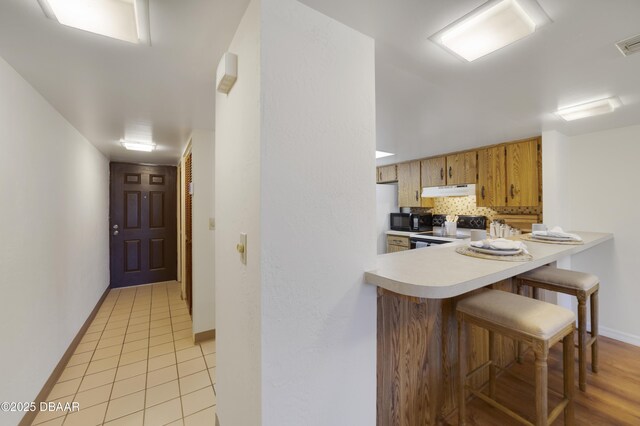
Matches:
[300,0,640,164]
[0,0,250,164]
[1,1,639,166]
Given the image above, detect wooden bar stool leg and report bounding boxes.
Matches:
[534,345,549,426]
[577,293,587,391]
[516,280,525,363]
[489,331,496,398]
[458,315,467,426]
[563,333,575,426]
[591,289,599,373]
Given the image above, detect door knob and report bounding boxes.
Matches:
[113,224,119,229]
[113,230,119,236]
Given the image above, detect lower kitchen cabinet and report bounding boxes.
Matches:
[387,235,410,253]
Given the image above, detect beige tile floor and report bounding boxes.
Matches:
[32,281,216,426]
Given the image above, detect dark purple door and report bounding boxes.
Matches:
[109,163,177,288]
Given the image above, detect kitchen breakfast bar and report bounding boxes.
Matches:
[365,232,612,425]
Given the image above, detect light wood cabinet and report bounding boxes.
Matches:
[377,165,397,183]
[446,151,477,185]
[387,235,410,253]
[421,157,446,187]
[506,139,540,207]
[477,138,540,207]
[476,146,506,207]
[397,161,421,207]
[422,152,476,187]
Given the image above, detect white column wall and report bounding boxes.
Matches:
[260,0,377,424]
[214,0,263,424]
[215,0,377,424]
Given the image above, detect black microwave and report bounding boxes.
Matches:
[390,213,432,232]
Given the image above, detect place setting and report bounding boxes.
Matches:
[455,229,533,262]
[520,224,584,245]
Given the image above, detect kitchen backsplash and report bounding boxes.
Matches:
[410,196,541,223]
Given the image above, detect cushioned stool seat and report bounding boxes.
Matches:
[457,289,575,426]
[517,266,600,391]
[518,267,599,291]
[457,290,575,340]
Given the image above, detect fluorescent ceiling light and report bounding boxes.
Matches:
[37,0,151,45]
[430,0,550,62]
[376,151,395,159]
[556,97,622,121]
[121,140,156,152]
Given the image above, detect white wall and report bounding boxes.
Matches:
[216,0,377,424]
[565,124,640,346]
[376,184,398,254]
[215,0,263,424]
[191,129,216,334]
[260,1,376,424]
[0,56,109,426]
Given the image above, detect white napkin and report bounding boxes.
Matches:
[470,238,527,252]
[532,226,582,241]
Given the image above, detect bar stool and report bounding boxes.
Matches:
[457,289,575,426]
[516,266,599,391]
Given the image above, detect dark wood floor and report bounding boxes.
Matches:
[444,336,640,425]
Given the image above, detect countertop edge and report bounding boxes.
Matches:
[366,232,613,299]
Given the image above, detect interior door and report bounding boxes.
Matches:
[110,163,178,288]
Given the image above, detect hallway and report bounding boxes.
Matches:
[32,282,216,426]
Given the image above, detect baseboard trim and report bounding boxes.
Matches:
[19,285,111,426]
[194,329,216,344]
[600,326,640,347]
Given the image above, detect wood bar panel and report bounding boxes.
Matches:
[377,279,516,425]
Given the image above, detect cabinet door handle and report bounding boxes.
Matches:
[440,168,444,180]
[379,171,382,181]
[415,190,419,201]
[510,184,515,199]
[481,186,485,200]
[449,166,452,179]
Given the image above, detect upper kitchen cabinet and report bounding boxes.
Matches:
[377,165,397,183]
[477,138,541,207]
[446,151,477,185]
[398,161,421,207]
[476,146,506,207]
[506,138,540,207]
[421,157,446,187]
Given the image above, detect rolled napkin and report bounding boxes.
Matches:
[532,226,582,241]
[470,238,528,252]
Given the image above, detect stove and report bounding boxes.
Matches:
[410,215,486,249]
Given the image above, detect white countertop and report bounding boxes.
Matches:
[366,231,613,299]
[385,230,416,237]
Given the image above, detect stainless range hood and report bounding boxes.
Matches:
[421,184,476,198]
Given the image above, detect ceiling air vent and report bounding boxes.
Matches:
[616,34,640,57]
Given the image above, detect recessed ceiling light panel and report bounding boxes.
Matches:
[615,33,640,57]
[556,97,622,121]
[121,139,156,152]
[430,0,551,62]
[376,151,395,159]
[37,0,150,45]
